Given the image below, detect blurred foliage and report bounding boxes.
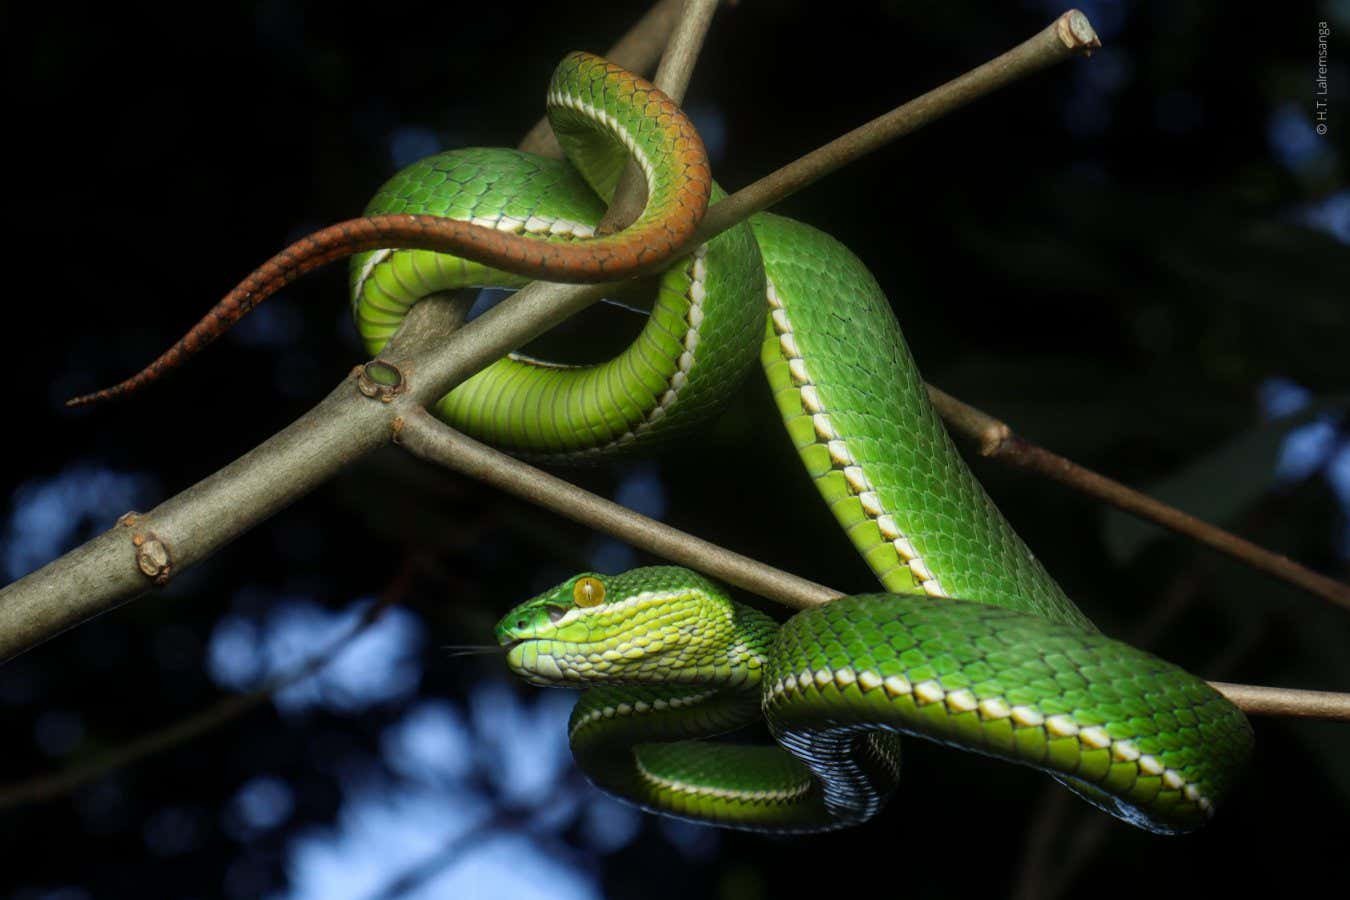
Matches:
[4,0,1348,898]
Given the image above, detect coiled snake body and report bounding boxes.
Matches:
[78,53,1252,833]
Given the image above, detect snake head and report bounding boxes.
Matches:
[495,567,768,688]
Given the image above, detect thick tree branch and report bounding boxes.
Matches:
[692,10,1101,242]
[16,8,1325,683]
[0,0,717,661]
[0,299,463,662]
[0,4,1340,736]
[395,407,1350,722]
[395,408,837,609]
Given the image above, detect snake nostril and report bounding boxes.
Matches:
[516,619,528,630]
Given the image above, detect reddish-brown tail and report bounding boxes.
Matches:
[67,51,711,409]
[64,199,706,408]
[66,219,395,407]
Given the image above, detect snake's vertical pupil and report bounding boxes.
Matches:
[574,577,605,607]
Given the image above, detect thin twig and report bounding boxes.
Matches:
[518,0,690,157]
[420,0,699,397]
[598,0,721,232]
[2,6,1337,681]
[396,407,837,609]
[1206,681,1350,718]
[526,3,1347,613]
[0,560,419,809]
[0,0,728,660]
[446,5,1346,625]
[394,408,1350,722]
[926,387,1350,611]
[649,0,719,106]
[400,9,1106,432]
[5,9,1097,657]
[692,10,1101,242]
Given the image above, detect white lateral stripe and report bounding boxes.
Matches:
[545,90,658,193]
[766,277,946,597]
[352,214,596,303]
[770,662,1215,815]
[568,688,718,738]
[635,756,811,804]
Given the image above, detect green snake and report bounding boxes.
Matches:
[72,53,1252,833]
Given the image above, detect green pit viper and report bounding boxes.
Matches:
[74,53,1252,833]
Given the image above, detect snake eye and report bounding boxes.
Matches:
[573,576,605,608]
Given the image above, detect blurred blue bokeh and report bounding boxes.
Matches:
[1258,376,1350,559]
[207,598,425,715]
[3,464,158,582]
[1267,103,1336,177]
[389,126,443,170]
[381,700,475,786]
[1258,377,1343,483]
[9,2,1349,896]
[263,681,640,899]
[1293,190,1350,245]
[232,775,297,834]
[200,590,645,897]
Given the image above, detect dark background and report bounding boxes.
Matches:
[5,1,1349,897]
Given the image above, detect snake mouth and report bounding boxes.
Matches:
[502,639,538,673]
[501,639,569,686]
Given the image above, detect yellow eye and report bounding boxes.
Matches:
[573,576,605,608]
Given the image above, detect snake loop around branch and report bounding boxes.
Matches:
[72,51,1253,833]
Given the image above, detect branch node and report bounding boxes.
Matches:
[116,511,141,528]
[357,360,408,403]
[981,423,1016,457]
[134,533,173,585]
